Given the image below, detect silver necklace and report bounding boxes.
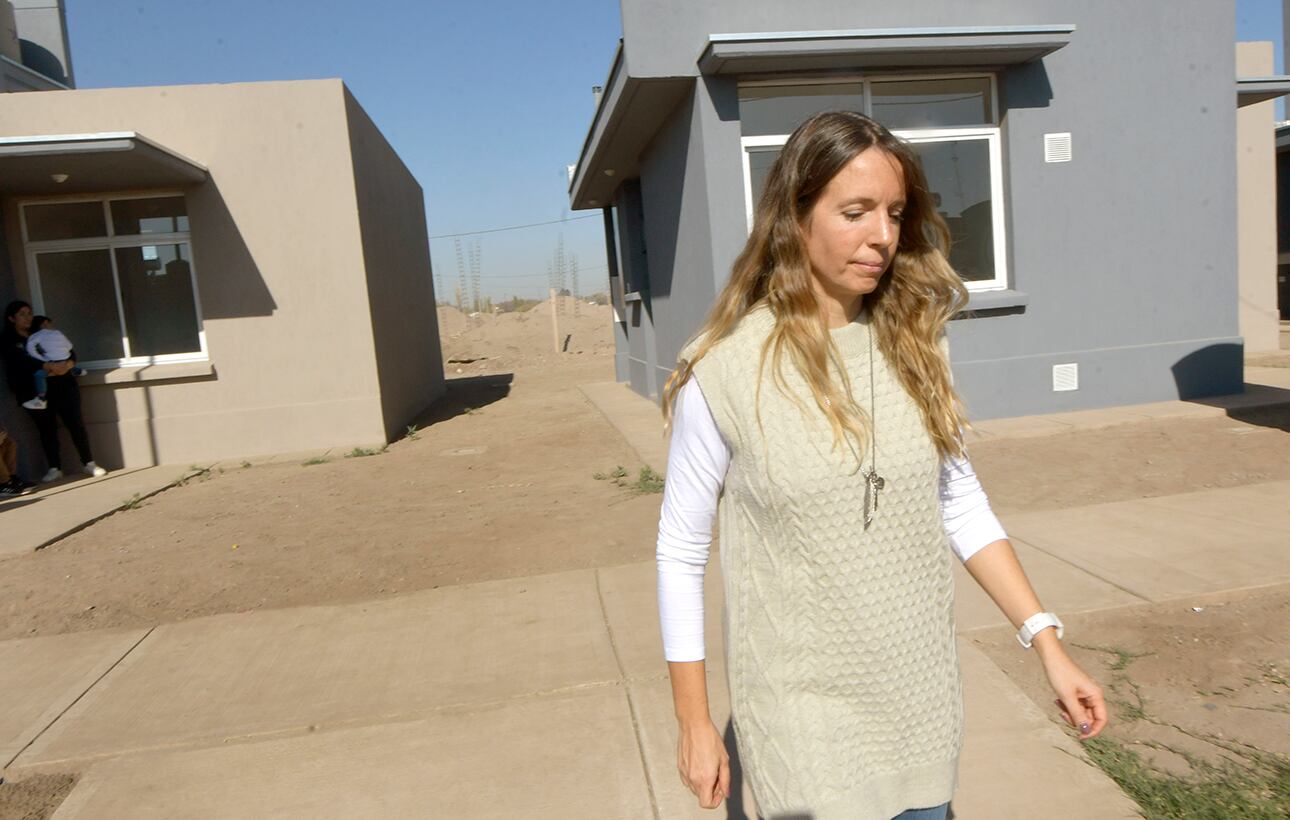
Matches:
[861,323,885,530]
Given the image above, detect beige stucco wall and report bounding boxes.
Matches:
[343,89,445,439]
[1236,42,1281,353]
[0,79,440,469]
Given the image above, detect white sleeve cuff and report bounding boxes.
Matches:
[940,454,1008,563]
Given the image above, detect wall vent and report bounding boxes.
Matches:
[1044,132,1072,163]
[1052,363,1079,392]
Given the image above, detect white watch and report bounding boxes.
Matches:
[1016,612,1064,649]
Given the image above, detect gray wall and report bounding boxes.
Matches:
[611,0,1243,419]
[344,89,446,439]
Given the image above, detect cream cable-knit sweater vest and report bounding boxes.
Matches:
[682,304,961,820]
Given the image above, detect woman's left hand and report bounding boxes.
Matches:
[1039,648,1108,741]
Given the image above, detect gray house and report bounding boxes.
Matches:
[571,0,1288,420]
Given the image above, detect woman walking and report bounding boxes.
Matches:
[656,112,1106,820]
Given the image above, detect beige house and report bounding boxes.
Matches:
[0,79,445,471]
[1237,41,1287,352]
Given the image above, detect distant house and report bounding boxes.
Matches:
[0,2,444,472]
[571,0,1290,419]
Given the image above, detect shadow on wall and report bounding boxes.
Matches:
[187,180,277,320]
[1001,60,1054,111]
[18,39,67,86]
[1,180,277,477]
[1170,343,1243,402]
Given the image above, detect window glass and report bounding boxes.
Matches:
[909,139,995,282]
[111,196,189,235]
[746,147,781,212]
[33,249,125,360]
[114,244,201,356]
[870,77,992,129]
[24,202,107,242]
[740,82,863,136]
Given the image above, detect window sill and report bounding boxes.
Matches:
[623,291,644,303]
[80,360,215,386]
[964,289,1028,313]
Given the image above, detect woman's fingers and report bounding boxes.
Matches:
[677,721,729,809]
[1082,687,1109,738]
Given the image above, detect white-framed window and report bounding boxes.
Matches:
[738,73,1009,292]
[18,192,207,369]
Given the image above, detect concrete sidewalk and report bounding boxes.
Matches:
[3,373,1286,817]
[11,476,1288,816]
[0,466,195,560]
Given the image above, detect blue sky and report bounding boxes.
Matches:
[65,1,1284,301]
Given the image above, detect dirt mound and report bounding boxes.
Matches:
[439,297,614,373]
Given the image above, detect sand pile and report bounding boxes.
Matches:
[437,296,615,373]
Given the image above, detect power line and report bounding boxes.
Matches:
[428,213,599,240]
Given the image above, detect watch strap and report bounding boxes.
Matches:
[1017,611,1064,648]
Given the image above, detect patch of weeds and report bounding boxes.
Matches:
[1072,642,1155,672]
[463,406,480,416]
[405,424,421,441]
[301,456,330,466]
[120,493,144,510]
[241,460,252,469]
[593,465,664,495]
[593,466,630,482]
[345,444,389,458]
[631,466,665,494]
[1082,736,1290,819]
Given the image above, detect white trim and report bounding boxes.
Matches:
[19,193,208,369]
[710,24,1077,43]
[891,129,1009,291]
[0,132,208,172]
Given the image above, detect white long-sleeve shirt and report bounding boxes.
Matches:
[657,377,1008,662]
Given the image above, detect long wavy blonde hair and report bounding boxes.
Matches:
[661,110,971,463]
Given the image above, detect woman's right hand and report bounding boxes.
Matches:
[677,718,730,809]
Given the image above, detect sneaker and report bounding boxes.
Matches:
[40,467,63,483]
[0,480,22,497]
[84,461,107,477]
[21,396,47,410]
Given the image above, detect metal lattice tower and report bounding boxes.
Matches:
[569,252,580,318]
[554,235,567,316]
[468,238,482,328]
[453,238,468,315]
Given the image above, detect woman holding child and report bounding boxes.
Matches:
[2,300,105,482]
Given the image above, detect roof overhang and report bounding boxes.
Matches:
[1237,76,1290,107]
[569,42,691,211]
[697,24,1075,75]
[0,132,208,195]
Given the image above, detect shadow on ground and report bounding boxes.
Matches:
[405,373,515,432]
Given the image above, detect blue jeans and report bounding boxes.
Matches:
[892,803,949,820]
[33,367,46,397]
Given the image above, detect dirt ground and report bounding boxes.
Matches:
[968,583,1289,814]
[3,303,1289,818]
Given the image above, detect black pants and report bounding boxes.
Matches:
[26,374,93,470]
